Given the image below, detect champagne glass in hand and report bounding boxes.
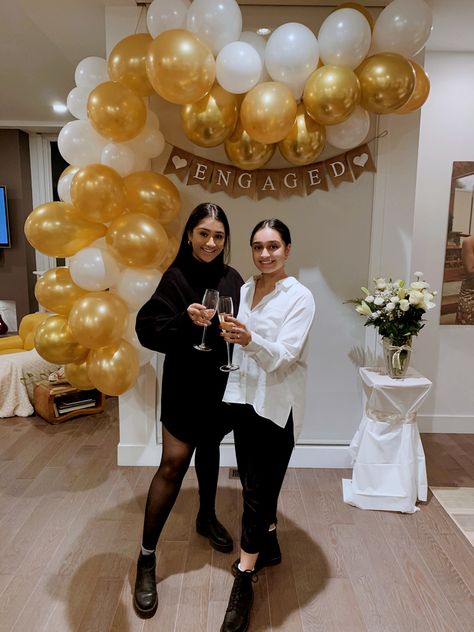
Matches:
[193,289,219,351]
[218,296,239,372]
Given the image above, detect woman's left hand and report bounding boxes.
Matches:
[221,316,251,347]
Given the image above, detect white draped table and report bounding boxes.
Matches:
[342,367,432,513]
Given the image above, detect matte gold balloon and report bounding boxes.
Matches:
[240,82,297,145]
[65,360,94,390]
[68,291,129,350]
[158,235,180,273]
[395,61,430,114]
[70,163,126,223]
[181,84,239,147]
[35,267,88,316]
[224,121,275,170]
[87,81,147,142]
[123,172,180,225]
[35,315,89,364]
[146,29,216,105]
[279,103,326,166]
[303,65,361,126]
[356,53,416,114]
[87,339,140,396]
[108,33,155,97]
[106,212,169,268]
[338,3,374,30]
[24,202,106,258]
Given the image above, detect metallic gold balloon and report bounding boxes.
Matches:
[395,61,430,114]
[123,172,180,225]
[240,82,297,145]
[87,81,147,142]
[106,212,169,268]
[87,339,140,396]
[70,163,126,224]
[146,29,216,105]
[356,53,416,114]
[35,315,89,364]
[108,33,155,97]
[303,65,361,126]
[68,291,129,350]
[35,267,88,316]
[158,235,180,273]
[65,360,94,390]
[338,3,374,30]
[181,84,239,147]
[24,202,106,258]
[279,103,326,166]
[224,121,275,170]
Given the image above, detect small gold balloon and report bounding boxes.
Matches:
[68,291,129,350]
[87,339,140,396]
[337,3,374,30]
[65,360,94,390]
[24,202,106,258]
[181,84,239,147]
[279,103,326,166]
[158,235,180,273]
[224,121,275,170]
[146,29,216,105]
[35,267,88,316]
[395,61,430,114]
[88,81,147,142]
[70,163,126,224]
[108,33,155,97]
[303,65,360,126]
[123,172,180,225]
[106,212,169,268]
[240,82,297,145]
[35,315,89,364]
[356,53,416,114]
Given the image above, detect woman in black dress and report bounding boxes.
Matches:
[133,202,243,618]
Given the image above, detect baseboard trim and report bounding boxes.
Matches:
[417,415,474,433]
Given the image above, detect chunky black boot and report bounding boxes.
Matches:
[220,567,257,632]
[196,514,233,553]
[133,552,158,618]
[231,529,281,576]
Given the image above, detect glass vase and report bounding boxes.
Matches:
[382,337,412,379]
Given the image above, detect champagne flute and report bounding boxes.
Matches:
[193,289,219,352]
[218,296,239,372]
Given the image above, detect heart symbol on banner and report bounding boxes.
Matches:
[353,153,368,167]
[172,155,188,169]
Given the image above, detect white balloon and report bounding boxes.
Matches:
[265,23,319,99]
[216,42,262,94]
[74,57,108,89]
[114,268,162,311]
[318,9,371,69]
[325,106,370,150]
[186,0,242,55]
[70,247,121,291]
[126,110,165,159]
[240,31,270,82]
[124,311,155,366]
[58,120,107,167]
[372,0,433,57]
[66,86,90,119]
[101,143,136,177]
[57,166,80,203]
[147,0,190,37]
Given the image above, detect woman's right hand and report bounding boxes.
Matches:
[187,303,214,326]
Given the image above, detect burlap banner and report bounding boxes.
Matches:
[163,143,376,200]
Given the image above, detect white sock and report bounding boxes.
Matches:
[141,545,155,556]
[238,562,255,573]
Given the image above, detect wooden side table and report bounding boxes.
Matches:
[33,381,105,424]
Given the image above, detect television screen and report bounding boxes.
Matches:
[0,185,11,248]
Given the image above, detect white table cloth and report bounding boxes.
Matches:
[343,367,432,513]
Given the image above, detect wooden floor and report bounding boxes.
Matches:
[1,400,473,632]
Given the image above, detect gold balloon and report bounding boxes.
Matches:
[395,61,430,114]
[338,3,375,30]
[108,33,155,97]
[68,291,129,350]
[181,84,239,147]
[35,315,89,364]
[35,267,88,316]
[303,65,360,126]
[123,172,180,225]
[146,29,216,105]
[24,202,106,258]
[224,121,275,170]
[356,53,416,114]
[70,163,126,224]
[87,339,140,396]
[88,81,147,142]
[65,360,94,390]
[279,103,326,166]
[106,212,169,268]
[240,82,297,145]
[158,235,180,273]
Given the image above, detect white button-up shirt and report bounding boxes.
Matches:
[223,276,315,440]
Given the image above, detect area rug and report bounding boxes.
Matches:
[430,487,474,547]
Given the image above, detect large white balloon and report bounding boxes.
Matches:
[371,0,433,57]
[216,41,262,94]
[101,143,136,177]
[325,105,370,150]
[74,57,108,89]
[126,110,165,159]
[146,0,190,37]
[66,86,90,119]
[318,9,371,69]
[70,246,121,291]
[114,267,162,311]
[265,23,319,99]
[57,166,80,203]
[58,120,107,167]
[239,31,270,82]
[186,0,242,56]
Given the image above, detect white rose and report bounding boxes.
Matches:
[365,295,374,303]
[375,278,386,290]
[374,296,385,306]
[390,296,400,303]
[409,290,424,305]
[411,281,429,290]
[414,271,423,278]
[385,303,395,312]
[399,299,410,311]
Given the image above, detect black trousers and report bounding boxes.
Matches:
[231,404,294,554]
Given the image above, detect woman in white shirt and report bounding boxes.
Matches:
[220,219,315,632]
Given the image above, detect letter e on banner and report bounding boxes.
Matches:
[303,162,328,195]
[188,156,213,189]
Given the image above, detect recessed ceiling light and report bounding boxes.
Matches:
[256,27,272,36]
[52,102,68,113]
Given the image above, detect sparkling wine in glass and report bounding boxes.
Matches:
[193,289,219,352]
[218,296,239,372]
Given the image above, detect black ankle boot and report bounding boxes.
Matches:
[220,567,256,632]
[196,514,233,553]
[231,529,281,576]
[133,552,158,618]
